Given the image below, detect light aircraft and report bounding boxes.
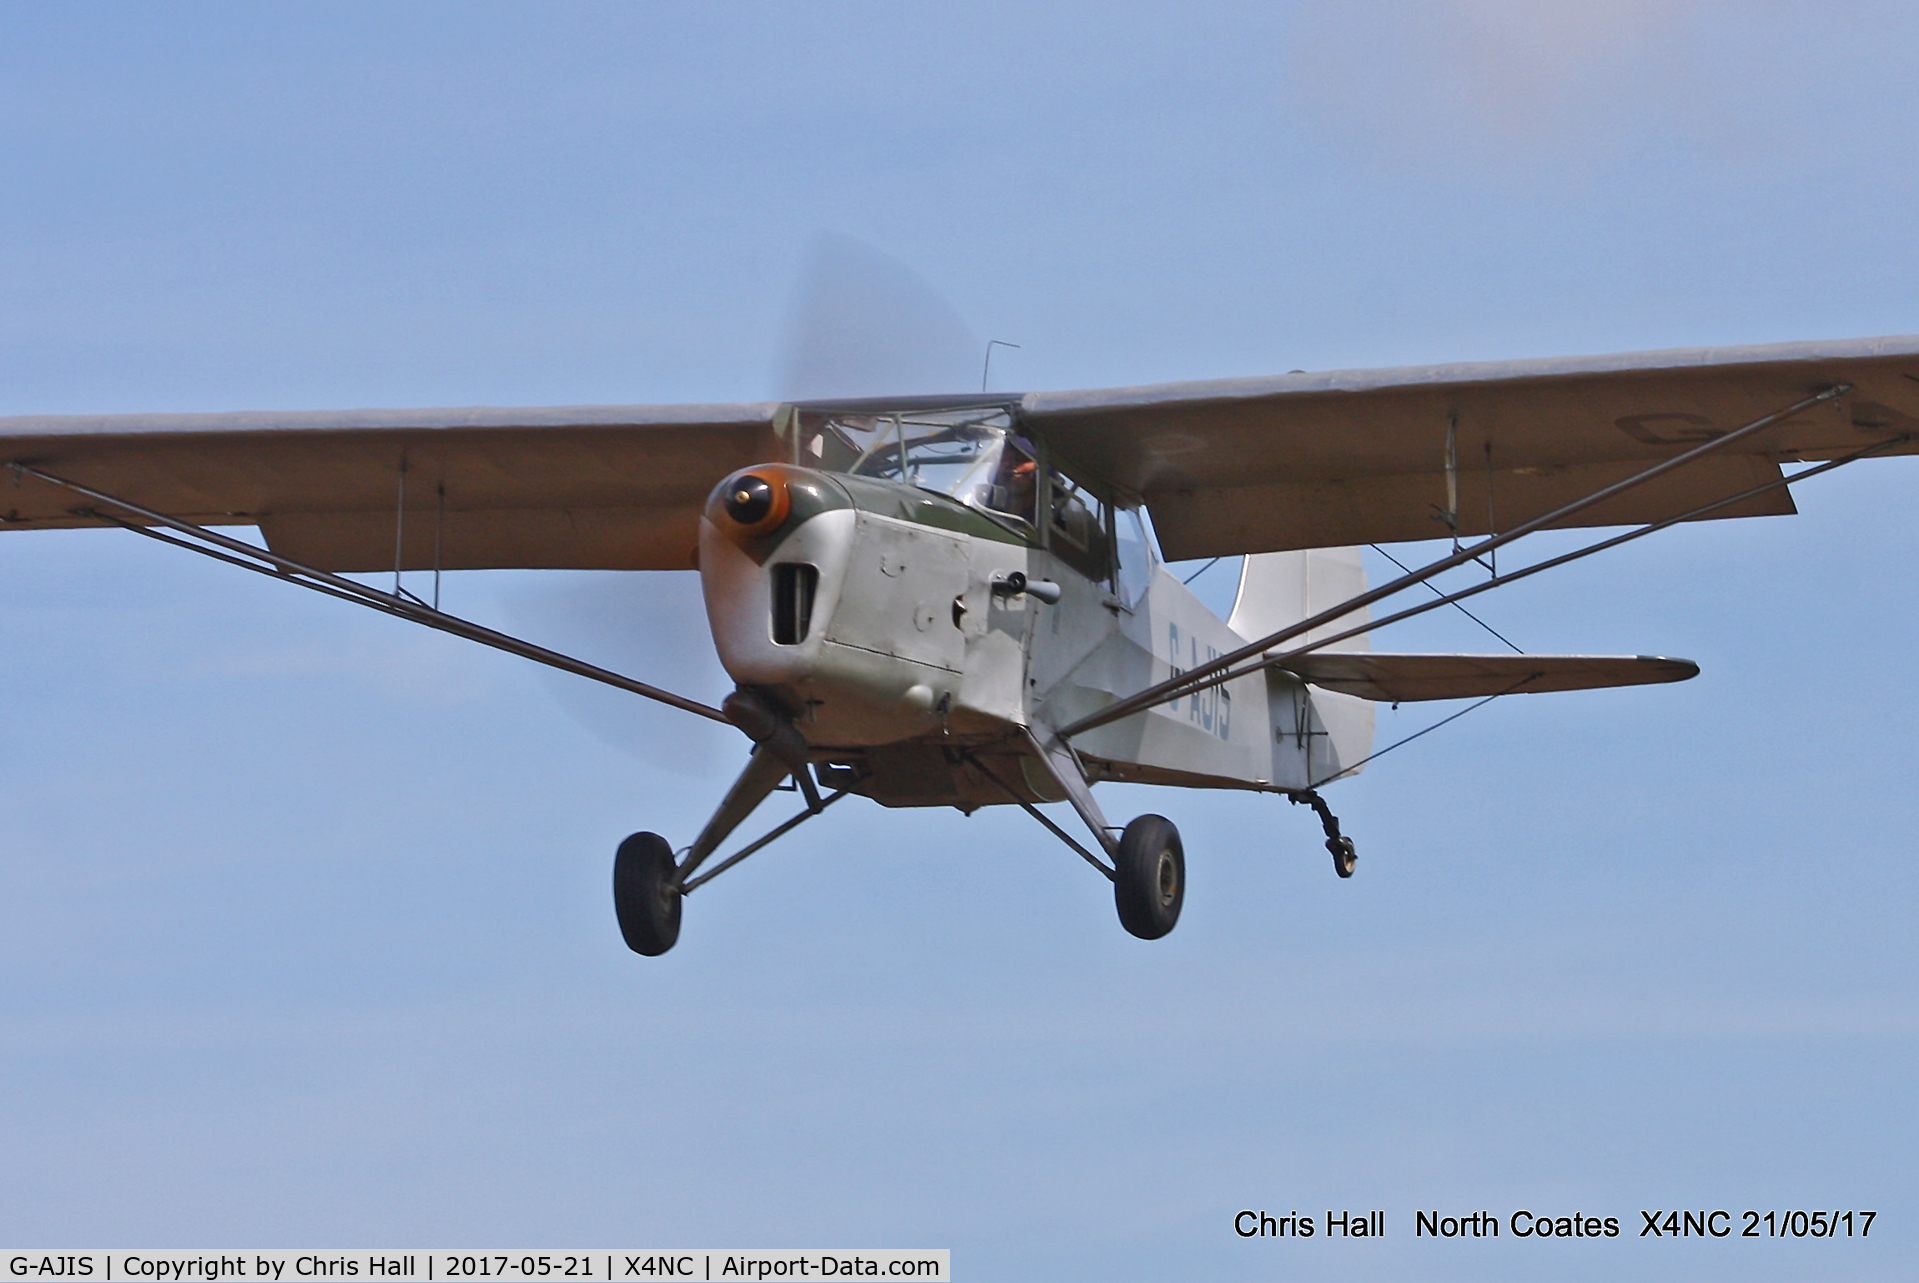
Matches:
[3,335,1915,953]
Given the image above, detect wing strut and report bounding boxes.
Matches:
[1060,385,1866,737]
[7,462,730,724]
[1181,432,1908,713]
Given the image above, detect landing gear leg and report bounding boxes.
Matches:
[1019,729,1188,942]
[612,744,792,957]
[1293,789,1357,879]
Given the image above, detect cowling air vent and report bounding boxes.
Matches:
[771,563,819,645]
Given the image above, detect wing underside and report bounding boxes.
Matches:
[0,404,781,570]
[3,335,1917,570]
[1022,335,1919,559]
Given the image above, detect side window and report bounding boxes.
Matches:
[981,437,1038,527]
[1046,468,1111,583]
[1115,506,1157,607]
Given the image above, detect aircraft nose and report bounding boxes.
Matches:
[706,464,795,541]
[724,474,776,526]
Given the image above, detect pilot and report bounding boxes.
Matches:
[991,444,1038,524]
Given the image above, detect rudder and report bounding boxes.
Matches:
[1230,549,1376,781]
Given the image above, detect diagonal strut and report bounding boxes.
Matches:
[8,461,730,723]
[1136,432,1910,714]
[1060,384,1856,738]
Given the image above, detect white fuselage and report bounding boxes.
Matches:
[699,468,1370,800]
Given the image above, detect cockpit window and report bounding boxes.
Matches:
[985,438,1037,525]
[795,406,1037,531]
[1046,468,1111,582]
[1114,505,1158,607]
[790,406,1128,585]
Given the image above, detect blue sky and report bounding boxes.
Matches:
[1,4,1915,1279]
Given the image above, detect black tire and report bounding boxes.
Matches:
[1329,835,1357,879]
[1114,814,1184,940]
[613,831,682,956]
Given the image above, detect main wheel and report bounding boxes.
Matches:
[613,831,682,956]
[1114,814,1184,940]
[1329,835,1357,879]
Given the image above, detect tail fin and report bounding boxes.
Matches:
[1230,549,1375,782]
[1228,547,1371,652]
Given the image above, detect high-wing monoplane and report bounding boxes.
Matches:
[5,335,1914,952]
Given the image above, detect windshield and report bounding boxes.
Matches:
[796,406,1037,527]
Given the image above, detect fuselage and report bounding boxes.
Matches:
[695,406,1368,808]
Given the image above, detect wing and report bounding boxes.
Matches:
[9,334,1917,571]
[0,403,781,570]
[1022,335,1919,560]
[1280,652,1699,703]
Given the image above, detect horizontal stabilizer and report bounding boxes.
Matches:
[1277,652,1699,703]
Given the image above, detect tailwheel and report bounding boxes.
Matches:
[1292,790,1358,880]
[1114,814,1184,940]
[613,831,683,956]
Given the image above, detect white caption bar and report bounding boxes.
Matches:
[3,1254,949,1283]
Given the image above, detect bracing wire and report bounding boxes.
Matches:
[1180,556,1224,586]
[1310,675,1538,789]
[1060,384,1854,739]
[1368,543,1524,654]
